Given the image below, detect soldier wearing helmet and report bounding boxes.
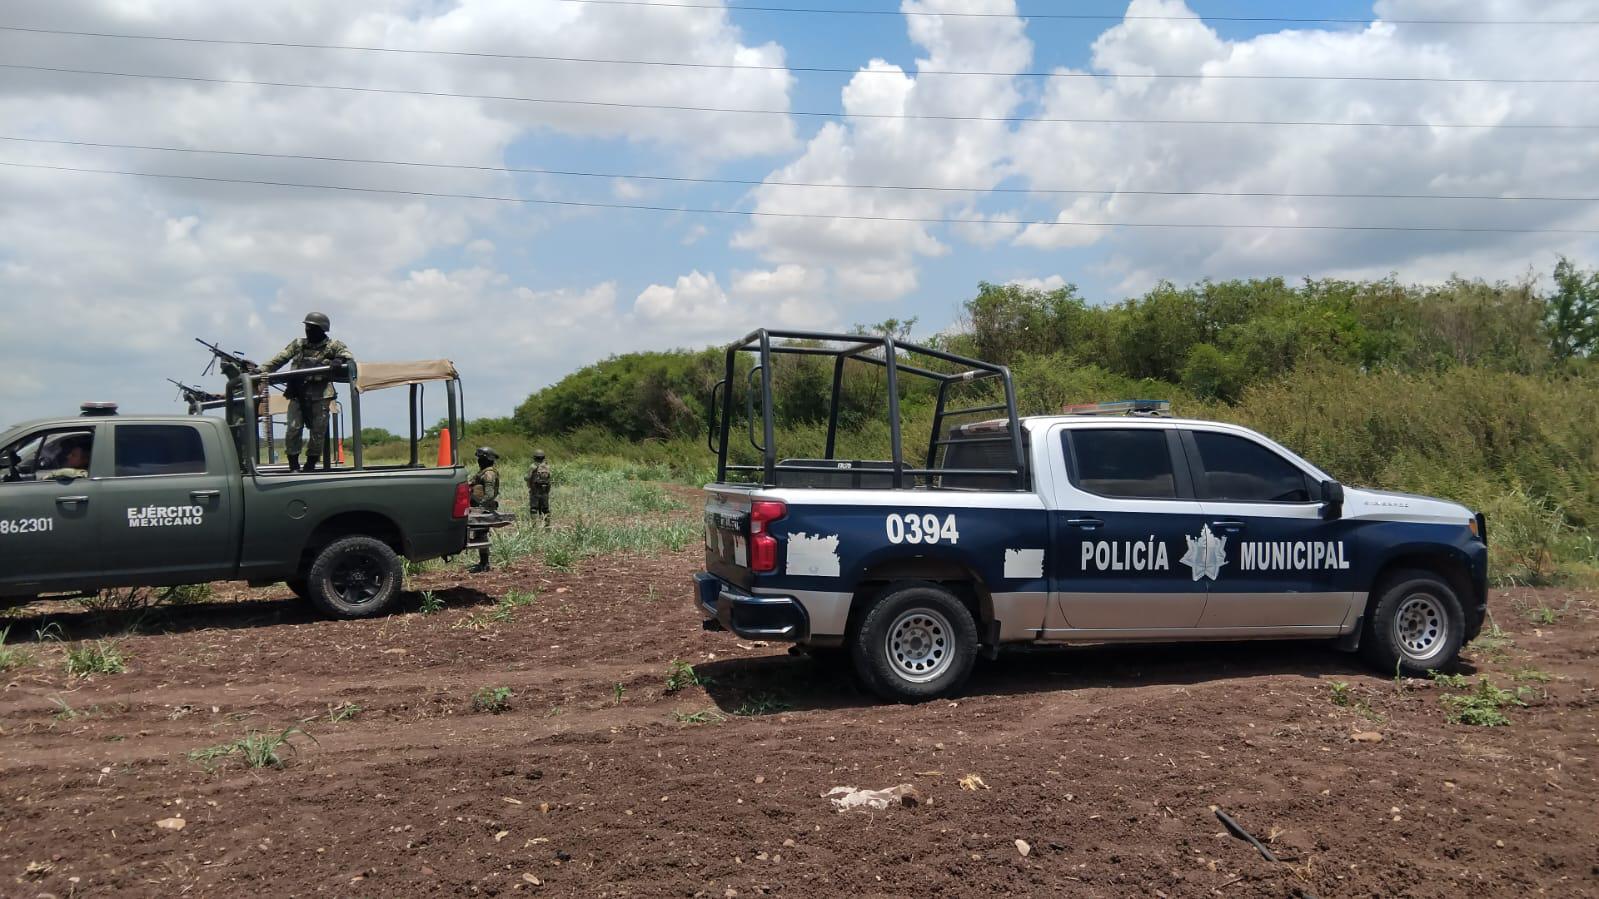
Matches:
[525,449,552,528]
[467,446,501,572]
[262,311,354,472]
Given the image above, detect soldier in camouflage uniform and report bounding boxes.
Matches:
[525,449,552,528]
[262,312,354,472]
[468,446,501,572]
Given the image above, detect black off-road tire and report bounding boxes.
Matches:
[305,535,403,619]
[1361,568,1466,677]
[850,582,979,703]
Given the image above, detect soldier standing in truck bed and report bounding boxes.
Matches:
[526,449,552,528]
[262,311,353,473]
[468,446,501,572]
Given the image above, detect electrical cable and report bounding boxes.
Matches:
[4,134,1592,202]
[4,159,1595,234]
[3,63,1592,129]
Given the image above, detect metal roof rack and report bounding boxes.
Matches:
[710,329,1027,490]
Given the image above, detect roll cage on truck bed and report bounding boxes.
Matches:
[696,330,1488,702]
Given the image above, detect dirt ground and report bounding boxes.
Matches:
[2,547,1596,898]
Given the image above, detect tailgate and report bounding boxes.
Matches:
[703,485,757,589]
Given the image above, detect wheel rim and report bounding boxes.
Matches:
[885,608,954,684]
[1393,592,1449,662]
[329,551,387,605]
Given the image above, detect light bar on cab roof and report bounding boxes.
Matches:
[1063,399,1172,417]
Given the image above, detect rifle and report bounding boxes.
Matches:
[194,338,261,378]
[167,378,223,414]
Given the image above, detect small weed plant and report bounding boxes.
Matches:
[664,660,703,694]
[672,709,726,725]
[733,692,793,717]
[1512,667,1553,683]
[472,686,513,714]
[0,625,30,672]
[1439,677,1527,727]
[612,682,626,704]
[188,727,314,771]
[1328,681,1352,706]
[419,591,444,614]
[326,702,363,723]
[65,641,125,677]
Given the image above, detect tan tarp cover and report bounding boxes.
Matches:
[354,359,458,393]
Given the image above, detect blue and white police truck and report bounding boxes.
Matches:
[694,330,1488,702]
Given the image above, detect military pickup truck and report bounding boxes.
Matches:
[0,360,473,618]
[695,331,1488,702]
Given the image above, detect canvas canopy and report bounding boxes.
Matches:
[354,360,459,393]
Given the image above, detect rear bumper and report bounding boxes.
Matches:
[694,572,809,641]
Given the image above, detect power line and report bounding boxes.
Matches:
[1,24,1589,84]
[5,63,1594,130]
[5,134,1594,203]
[4,160,1595,234]
[554,0,1599,26]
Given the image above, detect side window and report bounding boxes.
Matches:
[1189,431,1312,503]
[1,428,95,483]
[113,425,207,477]
[1067,429,1178,499]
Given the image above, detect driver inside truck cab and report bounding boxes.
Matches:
[44,434,92,479]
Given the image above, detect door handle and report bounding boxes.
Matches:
[190,489,222,500]
[56,495,89,506]
[1065,517,1104,529]
[1211,520,1246,530]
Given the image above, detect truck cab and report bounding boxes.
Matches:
[694,331,1487,702]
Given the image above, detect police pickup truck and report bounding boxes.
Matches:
[695,331,1487,702]
[1,360,474,618]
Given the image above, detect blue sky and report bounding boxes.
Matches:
[0,0,1594,424]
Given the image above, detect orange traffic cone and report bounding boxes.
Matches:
[337,438,345,465]
[436,427,453,468]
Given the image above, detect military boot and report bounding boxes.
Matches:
[287,454,301,472]
[305,453,320,472]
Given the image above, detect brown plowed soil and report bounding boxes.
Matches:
[2,549,1595,897]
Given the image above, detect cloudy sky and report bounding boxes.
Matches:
[2,0,1596,425]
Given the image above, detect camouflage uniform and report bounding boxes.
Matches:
[526,458,552,526]
[469,452,500,571]
[469,466,500,512]
[263,335,353,461]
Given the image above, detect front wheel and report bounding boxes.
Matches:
[1361,569,1465,676]
[305,535,404,619]
[850,583,979,703]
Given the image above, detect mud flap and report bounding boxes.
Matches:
[1334,616,1363,652]
[982,619,1001,660]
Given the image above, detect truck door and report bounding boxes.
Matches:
[1182,429,1355,629]
[1044,425,1210,632]
[95,422,235,582]
[0,425,103,593]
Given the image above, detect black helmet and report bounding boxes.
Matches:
[303,311,331,331]
[475,446,498,462]
[533,449,546,460]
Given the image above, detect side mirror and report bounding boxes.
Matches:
[1320,479,1344,519]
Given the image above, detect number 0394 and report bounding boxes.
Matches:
[885,513,959,545]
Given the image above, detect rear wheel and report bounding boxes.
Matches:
[850,582,979,703]
[1362,569,1465,676]
[305,535,403,619]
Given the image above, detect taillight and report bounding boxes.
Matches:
[749,500,786,573]
[452,482,471,519]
